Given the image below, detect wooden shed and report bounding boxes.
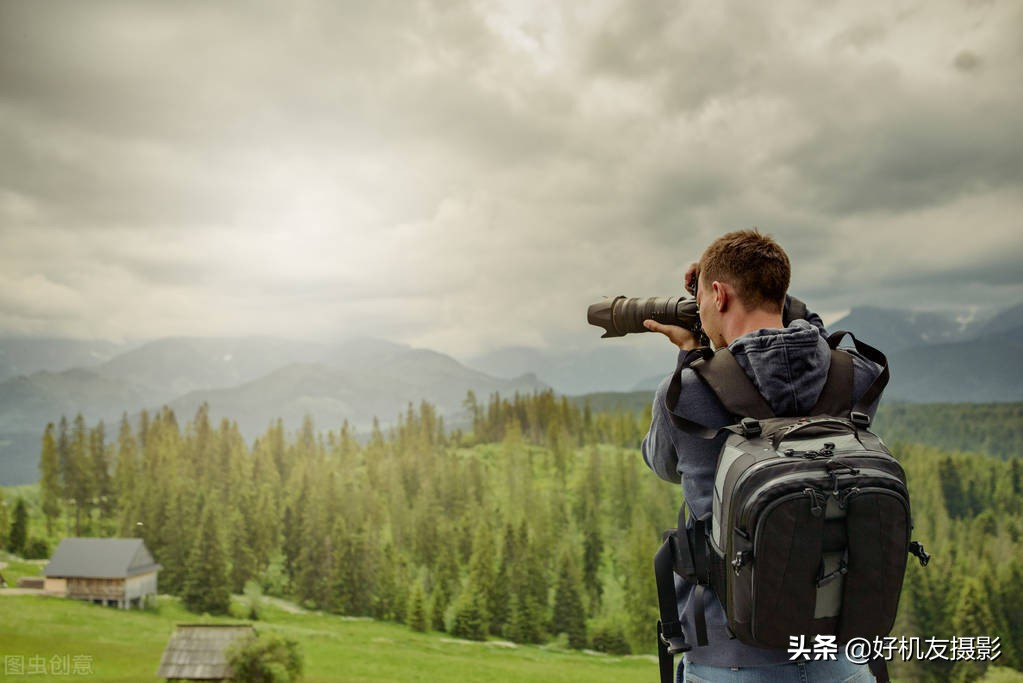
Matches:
[157,624,256,681]
[43,537,161,608]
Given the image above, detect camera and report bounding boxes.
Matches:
[587,293,809,343]
[587,295,706,342]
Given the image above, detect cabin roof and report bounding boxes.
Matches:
[43,538,161,579]
[156,624,256,680]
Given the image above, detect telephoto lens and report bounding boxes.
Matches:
[587,296,702,339]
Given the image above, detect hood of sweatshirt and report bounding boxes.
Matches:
[728,318,830,416]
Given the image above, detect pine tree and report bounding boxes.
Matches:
[181,498,232,615]
[113,415,140,536]
[503,522,547,644]
[551,547,587,649]
[56,416,70,500]
[66,414,94,535]
[281,468,310,582]
[451,583,487,641]
[373,538,407,623]
[581,526,603,613]
[407,577,428,632]
[997,561,1023,670]
[492,523,518,634]
[430,583,451,633]
[939,456,967,519]
[252,483,280,575]
[464,390,482,441]
[157,479,202,595]
[464,519,498,635]
[295,481,337,611]
[621,509,659,652]
[430,545,459,632]
[228,507,260,594]
[949,577,996,683]
[89,421,112,522]
[332,520,376,616]
[505,593,545,644]
[39,423,61,535]
[7,498,28,555]
[576,447,604,612]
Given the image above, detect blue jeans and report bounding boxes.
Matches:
[680,654,875,683]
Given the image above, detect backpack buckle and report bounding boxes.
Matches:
[732,550,751,575]
[909,541,931,567]
[850,411,871,428]
[739,418,762,438]
[658,620,691,654]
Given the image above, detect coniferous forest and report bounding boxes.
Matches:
[4,391,1022,683]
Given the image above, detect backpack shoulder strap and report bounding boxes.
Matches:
[690,349,775,420]
[663,347,775,438]
[664,328,891,435]
[824,330,890,416]
[809,347,854,416]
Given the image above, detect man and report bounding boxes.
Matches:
[642,229,879,682]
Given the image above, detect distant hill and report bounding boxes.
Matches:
[827,305,1023,402]
[825,306,975,354]
[0,368,144,433]
[2,301,1021,485]
[976,302,1023,336]
[165,352,547,440]
[94,336,323,406]
[884,333,1023,402]
[595,302,1023,398]
[0,337,135,382]
[0,337,547,485]
[462,342,678,395]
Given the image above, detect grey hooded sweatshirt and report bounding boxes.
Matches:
[642,318,883,668]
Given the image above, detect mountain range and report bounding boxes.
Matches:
[0,337,546,485]
[0,301,1020,485]
[465,302,1023,400]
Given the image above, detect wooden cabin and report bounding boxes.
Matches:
[157,624,256,681]
[43,538,161,608]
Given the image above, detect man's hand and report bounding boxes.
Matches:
[643,319,700,350]
[683,261,699,295]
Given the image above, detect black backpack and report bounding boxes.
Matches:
[653,332,930,683]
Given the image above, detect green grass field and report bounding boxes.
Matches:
[0,594,657,682]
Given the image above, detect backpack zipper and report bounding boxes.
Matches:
[736,466,908,536]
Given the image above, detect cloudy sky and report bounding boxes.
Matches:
[1,0,1021,357]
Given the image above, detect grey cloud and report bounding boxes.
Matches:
[831,21,889,53]
[795,240,1023,317]
[1,0,1021,352]
[0,0,579,234]
[887,249,1023,289]
[783,99,1023,217]
[953,50,982,72]
[580,1,776,115]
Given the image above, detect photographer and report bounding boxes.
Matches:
[641,229,882,682]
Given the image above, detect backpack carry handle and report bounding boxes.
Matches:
[769,416,863,451]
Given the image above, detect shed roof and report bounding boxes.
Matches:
[157,624,256,680]
[44,538,161,579]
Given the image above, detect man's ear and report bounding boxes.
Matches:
[712,281,729,312]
